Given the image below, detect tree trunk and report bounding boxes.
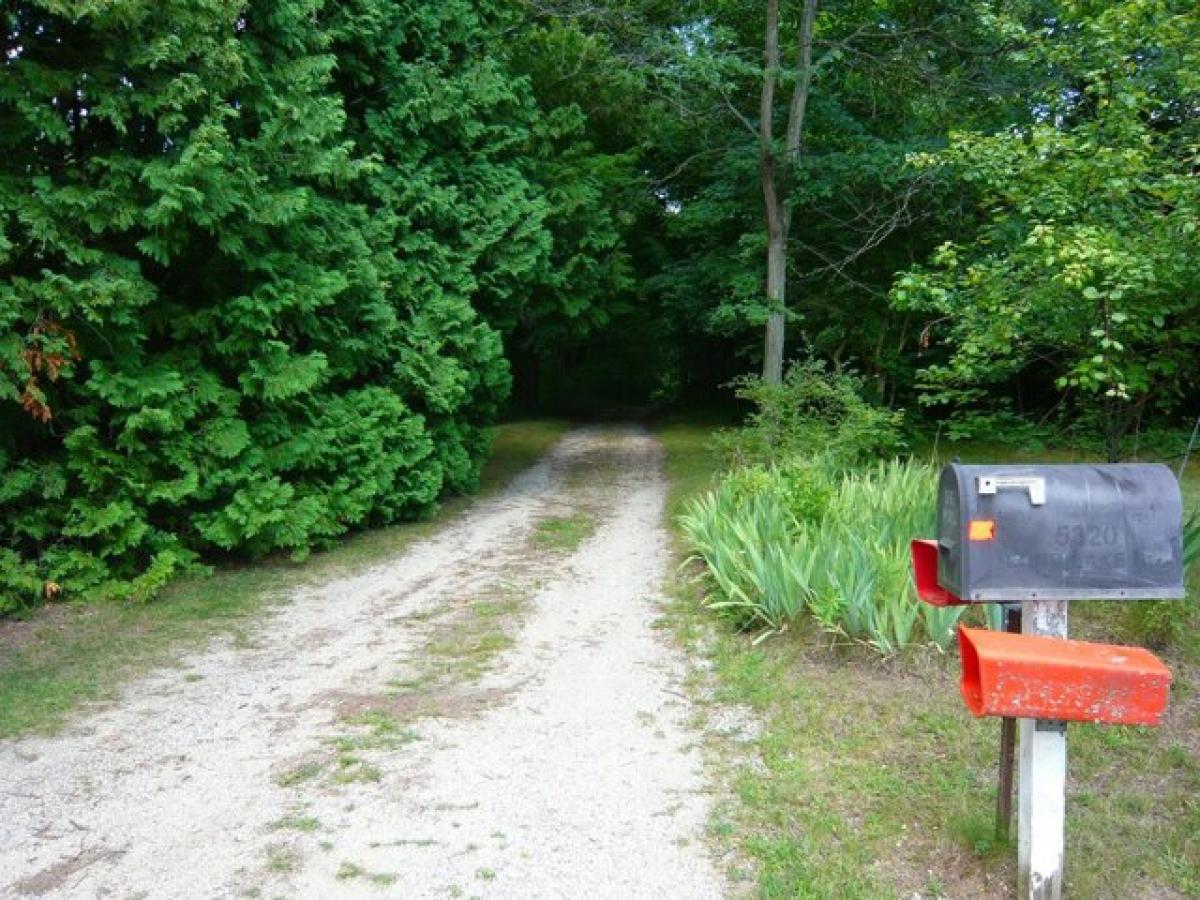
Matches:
[763,235,786,385]
[759,0,783,383]
[758,0,818,385]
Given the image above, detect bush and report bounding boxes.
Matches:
[681,485,811,634]
[682,459,965,654]
[722,458,834,526]
[719,361,905,469]
[0,2,536,611]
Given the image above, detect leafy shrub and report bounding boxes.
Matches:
[719,361,905,469]
[722,459,834,526]
[682,459,964,653]
[0,2,539,612]
[680,487,811,635]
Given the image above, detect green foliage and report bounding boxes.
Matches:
[719,362,905,469]
[681,483,811,635]
[723,458,833,525]
[682,459,963,654]
[683,361,953,653]
[1186,511,1200,569]
[892,2,1200,454]
[1,0,602,610]
[637,0,1017,397]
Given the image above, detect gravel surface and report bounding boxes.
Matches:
[0,426,727,899]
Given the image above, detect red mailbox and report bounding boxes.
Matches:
[958,626,1172,726]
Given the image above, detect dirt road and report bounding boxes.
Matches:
[0,427,726,899]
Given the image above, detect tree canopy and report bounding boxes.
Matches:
[3,0,1198,607]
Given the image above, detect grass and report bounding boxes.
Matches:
[269,815,321,833]
[274,760,324,788]
[0,419,570,739]
[425,627,516,682]
[531,513,596,553]
[657,414,1200,899]
[336,861,398,886]
[264,843,299,874]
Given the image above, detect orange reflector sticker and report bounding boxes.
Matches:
[968,519,996,541]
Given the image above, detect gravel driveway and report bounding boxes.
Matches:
[0,426,727,899]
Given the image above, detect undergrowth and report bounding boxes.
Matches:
[682,458,973,652]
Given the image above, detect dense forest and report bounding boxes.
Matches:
[2,0,1198,609]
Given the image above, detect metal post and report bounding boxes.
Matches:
[1018,599,1069,900]
[995,605,1022,841]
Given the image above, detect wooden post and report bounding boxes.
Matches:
[1017,599,1069,900]
[995,605,1022,841]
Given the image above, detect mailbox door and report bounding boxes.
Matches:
[936,465,966,599]
[945,463,1184,602]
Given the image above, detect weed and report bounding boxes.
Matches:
[264,844,298,874]
[331,756,382,784]
[531,513,596,553]
[336,708,419,751]
[472,598,523,620]
[274,761,323,788]
[269,815,321,833]
[426,629,515,683]
[337,861,399,887]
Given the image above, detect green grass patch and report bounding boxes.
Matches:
[336,861,398,886]
[0,419,569,739]
[531,513,596,553]
[274,760,325,789]
[265,843,300,874]
[327,708,421,765]
[269,815,321,833]
[657,415,1200,899]
[425,627,516,683]
[330,756,383,785]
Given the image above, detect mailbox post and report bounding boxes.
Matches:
[912,463,1183,900]
[1018,599,1068,900]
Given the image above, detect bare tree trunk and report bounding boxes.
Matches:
[759,0,785,384]
[763,240,786,384]
[759,0,818,385]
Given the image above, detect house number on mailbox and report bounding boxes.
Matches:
[1054,524,1119,547]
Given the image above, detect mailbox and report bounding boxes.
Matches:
[957,627,1172,726]
[935,463,1184,603]
[910,462,1183,898]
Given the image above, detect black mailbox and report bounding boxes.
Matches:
[937,463,1184,602]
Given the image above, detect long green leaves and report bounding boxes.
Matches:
[1184,511,1200,568]
[682,459,964,654]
